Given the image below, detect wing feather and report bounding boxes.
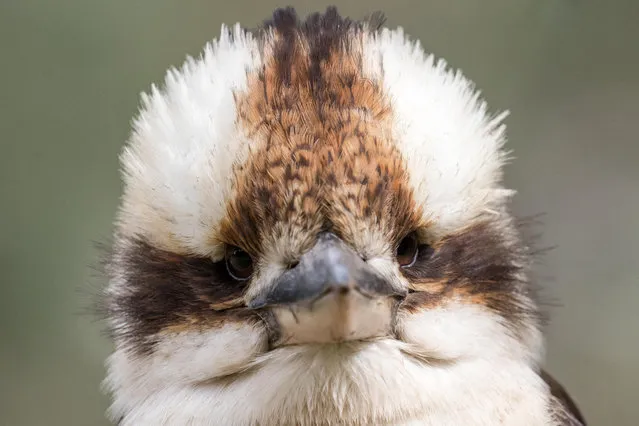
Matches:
[542,369,586,425]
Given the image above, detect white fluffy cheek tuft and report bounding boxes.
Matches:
[397,302,535,361]
[104,322,268,419]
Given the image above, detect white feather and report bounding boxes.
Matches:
[117,24,262,257]
[362,29,514,237]
[105,304,552,425]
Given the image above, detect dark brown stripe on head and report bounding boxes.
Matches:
[261,7,377,90]
[222,7,422,260]
[401,221,539,332]
[104,238,255,354]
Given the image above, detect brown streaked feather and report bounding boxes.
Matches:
[222,7,422,261]
[542,369,586,425]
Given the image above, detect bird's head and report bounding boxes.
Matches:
[103,7,545,425]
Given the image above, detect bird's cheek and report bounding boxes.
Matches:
[121,321,269,386]
[395,301,516,361]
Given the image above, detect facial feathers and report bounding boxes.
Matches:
[101,7,583,426]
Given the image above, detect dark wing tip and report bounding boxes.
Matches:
[541,369,587,425]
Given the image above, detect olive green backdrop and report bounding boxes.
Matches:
[2,1,637,425]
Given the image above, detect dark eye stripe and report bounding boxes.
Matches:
[399,221,539,334]
[102,238,250,354]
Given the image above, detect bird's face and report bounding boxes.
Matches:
[104,8,546,425]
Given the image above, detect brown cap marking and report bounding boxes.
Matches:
[220,8,422,262]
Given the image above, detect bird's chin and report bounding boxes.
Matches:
[216,337,453,392]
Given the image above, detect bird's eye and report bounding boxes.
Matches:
[225,246,254,281]
[396,232,419,268]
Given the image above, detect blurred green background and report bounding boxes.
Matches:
[1,0,637,424]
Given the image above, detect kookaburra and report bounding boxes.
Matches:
[101,7,586,426]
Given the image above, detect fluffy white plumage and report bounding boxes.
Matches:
[107,304,550,425]
[362,28,514,237]
[117,23,260,258]
[103,9,583,426]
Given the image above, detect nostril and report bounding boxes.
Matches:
[287,261,299,270]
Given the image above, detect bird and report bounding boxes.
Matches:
[101,7,586,426]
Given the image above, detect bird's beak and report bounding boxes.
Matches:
[248,232,406,346]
